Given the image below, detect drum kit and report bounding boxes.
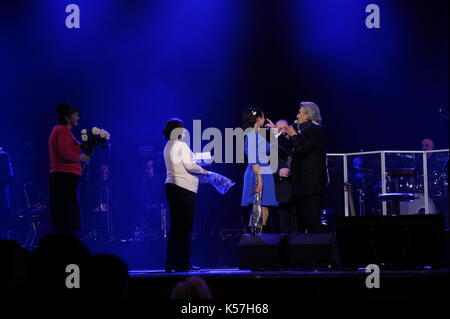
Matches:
[344,159,448,217]
[414,170,448,198]
[389,170,448,215]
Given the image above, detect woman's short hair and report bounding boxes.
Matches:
[300,101,322,125]
[56,102,78,124]
[242,107,263,130]
[163,118,184,140]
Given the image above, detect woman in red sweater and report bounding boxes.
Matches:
[48,103,89,232]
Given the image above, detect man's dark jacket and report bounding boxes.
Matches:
[290,121,328,197]
[273,134,293,204]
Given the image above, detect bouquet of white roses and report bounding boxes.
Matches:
[80,127,111,156]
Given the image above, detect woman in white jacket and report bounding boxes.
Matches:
[163,118,206,272]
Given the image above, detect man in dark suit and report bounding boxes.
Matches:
[270,120,298,233]
[287,102,328,233]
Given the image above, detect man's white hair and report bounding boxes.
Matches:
[300,101,322,125]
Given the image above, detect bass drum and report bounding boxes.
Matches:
[399,193,437,215]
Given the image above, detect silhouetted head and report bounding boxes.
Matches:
[85,254,129,299]
[28,232,90,296]
[170,277,212,299]
[421,138,435,151]
[0,240,31,294]
[421,138,435,159]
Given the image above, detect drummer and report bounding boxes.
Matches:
[419,137,446,175]
[421,138,435,159]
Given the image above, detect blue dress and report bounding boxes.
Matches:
[241,130,278,207]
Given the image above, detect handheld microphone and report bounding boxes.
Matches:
[292,119,299,128]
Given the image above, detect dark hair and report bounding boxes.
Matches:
[56,103,78,124]
[163,118,184,140]
[242,107,263,130]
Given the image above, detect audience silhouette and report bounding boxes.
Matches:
[84,254,129,298]
[1,231,131,299]
[170,277,213,299]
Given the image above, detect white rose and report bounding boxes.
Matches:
[81,129,87,134]
[92,127,101,135]
[81,134,88,142]
[100,129,106,138]
[104,132,111,141]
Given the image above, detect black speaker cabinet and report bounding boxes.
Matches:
[238,233,338,270]
[285,233,339,268]
[335,215,447,268]
[238,234,283,270]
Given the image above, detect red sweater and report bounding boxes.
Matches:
[48,125,82,175]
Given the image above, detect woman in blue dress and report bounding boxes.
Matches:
[241,107,278,234]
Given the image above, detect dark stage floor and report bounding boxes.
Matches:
[125,267,449,300]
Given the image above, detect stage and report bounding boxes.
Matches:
[82,224,450,301]
[0,0,449,308]
[125,267,449,300]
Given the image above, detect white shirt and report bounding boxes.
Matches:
[164,139,204,193]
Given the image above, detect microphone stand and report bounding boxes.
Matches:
[441,157,449,173]
[439,107,449,124]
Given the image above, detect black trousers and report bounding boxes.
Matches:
[271,201,298,233]
[165,183,196,269]
[49,172,82,232]
[295,194,324,233]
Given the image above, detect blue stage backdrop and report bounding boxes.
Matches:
[0,0,448,268]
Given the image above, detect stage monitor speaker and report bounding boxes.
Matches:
[335,215,446,268]
[285,233,339,268]
[238,234,284,270]
[238,233,338,270]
